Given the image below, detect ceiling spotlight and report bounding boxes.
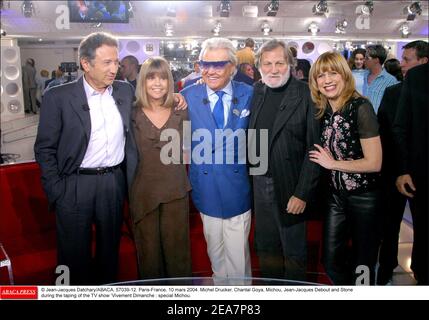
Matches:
[218,0,231,18]
[399,22,410,38]
[164,21,174,37]
[335,19,348,34]
[264,0,279,17]
[0,28,6,37]
[167,42,175,50]
[403,1,422,21]
[312,0,329,16]
[261,22,272,36]
[308,22,320,36]
[21,0,34,18]
[212,21,222,36]
[360,1,374,16]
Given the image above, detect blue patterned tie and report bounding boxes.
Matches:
[213,91,225,129]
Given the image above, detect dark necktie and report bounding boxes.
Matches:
[213,91,225,129]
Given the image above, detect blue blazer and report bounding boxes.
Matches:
[181,81,253,218]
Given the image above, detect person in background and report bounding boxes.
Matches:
[181,61,201,87]
[392,60,428,285]
[36,69,50,105]
[309,51,382,285]
[233,62,254,86]
[239,63,254,80]
[289,46,311,82]
[236,38,255,66]
[45,70,57,89]
[349,48,366,94]
[180,37,254,283]
[384,58,403,82]
[22,58,38,114]
[377,40,428,285]
[130,56,192,280]
[249,39,320,281]
[363,45,398,113]
[120,55,139,89]
[44,68,66,93]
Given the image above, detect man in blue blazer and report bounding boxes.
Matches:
[181,38,253,281]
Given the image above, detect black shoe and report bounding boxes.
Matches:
[377,268,393,285]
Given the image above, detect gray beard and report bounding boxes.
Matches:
[263,69,290,89]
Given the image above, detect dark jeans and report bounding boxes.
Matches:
[377,178,407,284]
[253,175,307,281]
[323,190,380,285]
[55,168,125,285]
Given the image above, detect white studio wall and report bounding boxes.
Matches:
[287,40,334,65]
[20,47,78,79]
[1,38,25,123]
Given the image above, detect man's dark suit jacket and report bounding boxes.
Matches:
[34,76,138,207]
[393,63,428,185]
[377,82,402,180]
[249,77,321,226]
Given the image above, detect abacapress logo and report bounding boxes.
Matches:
[0,286,38,299]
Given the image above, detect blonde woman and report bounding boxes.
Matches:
[130,56,192,279]
[308,51,382,285]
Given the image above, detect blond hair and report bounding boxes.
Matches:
[309,51,362,118]
[135,56,174,109]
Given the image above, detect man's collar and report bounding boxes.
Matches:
[83,74,113,100]
[206,81,233,96]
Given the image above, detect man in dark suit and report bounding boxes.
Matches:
[34,32,138,285]
[377,40,428,285]
[248,39,320,281]
[393,62,428,285]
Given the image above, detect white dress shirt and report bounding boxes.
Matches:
[80,75,125,168]
[206,81,233,128]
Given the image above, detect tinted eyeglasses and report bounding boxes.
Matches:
[199,60,231,70]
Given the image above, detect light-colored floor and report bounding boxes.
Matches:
[388,202,417,285]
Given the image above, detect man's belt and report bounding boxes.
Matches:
[77,164,121,175]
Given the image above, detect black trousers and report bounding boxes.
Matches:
[323,190,380,285]
[253,175,307,281]
[409,179,428,285]
[377,177,407,283]
[55,167,125,285]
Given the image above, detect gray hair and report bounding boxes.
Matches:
[199,37,238,66]
[255,39,294,71]
[78,32,118,68]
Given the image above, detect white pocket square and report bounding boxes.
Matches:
[240,109,250,118]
